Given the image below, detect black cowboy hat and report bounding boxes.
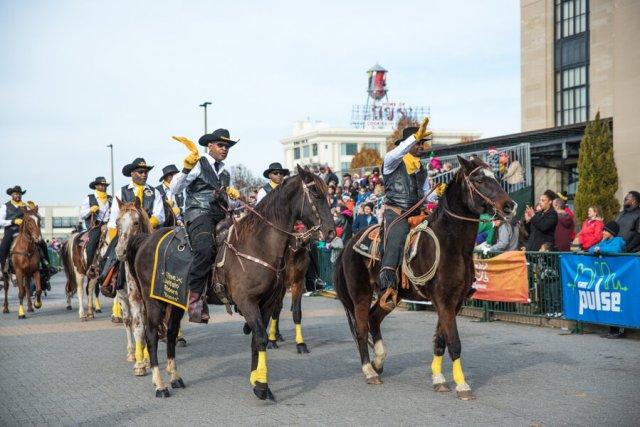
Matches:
[159,164,180,182]
[122,158,154,177]
[263,162,290,179]
[394,126,433,146]
[198,128,239,147]
[89,176,110,190]
[6,185,26,196]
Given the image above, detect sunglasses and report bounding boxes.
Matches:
[133,169,149,175]
[271,171,285,176]
[215,143,230,149]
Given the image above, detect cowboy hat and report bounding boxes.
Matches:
[6,186,26,196]
[89,176,110,190]
[394,127,433,146]
[262,162,290,179]
[122,158,154,177]
[198,128,239,147]
[159,164,180,182]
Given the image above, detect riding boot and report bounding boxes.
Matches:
[188,292,210,324]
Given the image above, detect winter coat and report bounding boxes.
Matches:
[554,211,575,251]
[616,206,640,252]
[353,214,378,233]
[525,208,558,251]
[488,222,520,252]
[588,236,626,255]
[577,218,604,250]
[502,160,524,185]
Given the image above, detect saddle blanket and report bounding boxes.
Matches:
[150,228,192,310]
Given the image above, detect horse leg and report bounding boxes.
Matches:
[75,268,86,321]
[431,319,451,392]
[166,307,186,389]
[267,296,283,349]
[118,291,135,362]
[126,264,148,375]
[146,302,169,397]
[240,300,274,401]
[368,303,392,375]
[437,305,475,400]
[16,272,26,319]
[91,279,102,313]
[33,270,43,309]
[354,298,380,385]
[25,274,34,312]
[86,276,95,319]
[291,281,309,354]
[3,273,9,313]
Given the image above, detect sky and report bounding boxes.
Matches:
[0,0,520,205]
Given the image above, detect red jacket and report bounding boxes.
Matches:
[578,219,604,250]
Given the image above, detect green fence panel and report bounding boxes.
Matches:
[48,248,61,271]
[312,247,334,289]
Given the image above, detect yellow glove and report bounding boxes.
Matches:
[414,117,432,142]
[226,187,240,200]
[172,206,181,216]
[172,136,198,154]
[89,205,100,213]
[172,136,201,170]
[107,227,117,243]
[13,218,23,226]
[183,152,200,170]
[149,215,159,228]
[436,183,447,197]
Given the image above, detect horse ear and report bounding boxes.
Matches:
[116,197,122,208]
[457,155,474,172]
[133,197,142,209]
[296,164,305,176]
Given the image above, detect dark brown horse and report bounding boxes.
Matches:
[2,208,43,318]
[126,166,335,399]
[334,156,516,400]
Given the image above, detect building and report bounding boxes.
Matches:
[521,0,640,197]
[0,205,80,241]
[280,120,481,174]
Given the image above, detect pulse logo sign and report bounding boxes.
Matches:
[572,261,626,315]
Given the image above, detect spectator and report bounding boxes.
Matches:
[442,162,453,173]
[356,186,371,206]
[327,226,345,263]
[615,191,640,252]
[487,218,520,252]
[501,153,525,189]
[326,185,338,208]
[524,190,559,251]
[342,173,352,188]
[553,197,575,251]
[336,205,353,242]
[353,203,378,233]
[370,167,381,187]
[476,213,495,245]
[573,205,604,250]
[486,146,500,176]
[324,165,339,187]
[589,221,625,255]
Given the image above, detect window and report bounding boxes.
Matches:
[341,143,358,156]
[555,0,587,40]
[312,143,318,156]
[364,143,379,151]
[294,147,300,159]
[302,145,310,158]
[52,217,78,228]
[341,162,351,173]
[555,66,587,125]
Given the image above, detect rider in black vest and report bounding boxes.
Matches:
[170,130,241,323]
[156,164,185,227]
[80,177,112,275]
[379,118,432,294]
[256,162,290,205]
[0,186,27,273]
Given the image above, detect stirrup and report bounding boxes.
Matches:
[378,287,398,312]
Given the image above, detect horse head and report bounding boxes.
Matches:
[115,197,151,261]
[19,207,42,243]
[295,165,336,242]
[455,155,516,220]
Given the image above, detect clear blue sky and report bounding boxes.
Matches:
[0,0,520,204]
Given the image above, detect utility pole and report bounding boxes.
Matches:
[107,144,115,198]
[199,101,212,134]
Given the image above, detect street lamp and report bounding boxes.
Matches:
[107,144,115,198]
[199,101,212,134]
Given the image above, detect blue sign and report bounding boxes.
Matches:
[561,254,640,328]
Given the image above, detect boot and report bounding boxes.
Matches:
[188,292,210,324]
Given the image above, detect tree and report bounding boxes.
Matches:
[350,147,382,169]
[574,112,620,222]
[228,164,264,193]
[385,116,420,152]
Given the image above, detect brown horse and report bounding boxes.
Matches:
[2,208,43,318]
[334,156,516,400]
[125,166,335,399]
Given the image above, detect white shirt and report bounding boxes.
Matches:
[79,192,111,224]
[383,134,436,203]
[256,181,277,205]
[107,182,165,229]
[0,202,19,228]
[170,152,235,203]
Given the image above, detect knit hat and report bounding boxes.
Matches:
[604,221,619,236]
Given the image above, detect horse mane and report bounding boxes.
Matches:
[18,208,41,239]
[118,202,152,234]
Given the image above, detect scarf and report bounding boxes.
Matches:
[402,153,421,175]
[132,182,145,204]
[269,180,278,189]
[95,190,108,204]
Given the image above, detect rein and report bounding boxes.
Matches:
[442,166,502,224]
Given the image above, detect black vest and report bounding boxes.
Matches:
[262,182,273,195]
[184,157,230,223]
[156,184,185,227]
[121,185,155,217]
[383,160,427,210]
[85,194,113,228]
[4,202,22,224]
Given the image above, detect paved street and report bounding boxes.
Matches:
[0,275,639,426]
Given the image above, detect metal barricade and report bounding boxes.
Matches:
[48,248,62,271]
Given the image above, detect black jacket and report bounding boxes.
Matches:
[616,207,640,252]
[525,208,558,251]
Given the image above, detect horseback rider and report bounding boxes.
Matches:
[379,117,435,294]
[26,200,55,290]
[170,129,241,323]
[256,162,290,204]
[0,186,27,273]
[80,177,112,276]
[156,164,184,227]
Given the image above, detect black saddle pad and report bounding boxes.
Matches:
[150,228,192,310]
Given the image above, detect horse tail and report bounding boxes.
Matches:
[60,238,77,297]
[333,249,357,340]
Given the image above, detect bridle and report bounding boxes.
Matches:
[443,165,508,223]
[12,216,40,259]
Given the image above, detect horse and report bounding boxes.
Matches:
[2,208,43,318]
[124,165,335,399]
[334,155,516,400]
[60,225,109,320]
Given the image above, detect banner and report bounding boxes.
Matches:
[472,251,529,303]
[561,254,640,328]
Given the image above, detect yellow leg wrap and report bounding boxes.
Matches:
[249,351,268,386]
[135,341,144,364]
[268,318,278,341]
[431,355,443,376]
[178,328,183,338]
[143,346,150,360]
[94,298,101,310]
[452,358,466,385]
[112,299,122,317]
[18,305,25,316]
[295,324,304,344]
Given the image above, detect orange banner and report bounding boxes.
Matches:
[472,251,529,303]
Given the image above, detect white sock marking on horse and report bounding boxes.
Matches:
[152,366,165,389]
[372,340,387,369]
[362,363,378,379]
[456,383,471,392]
[432,373,446,385]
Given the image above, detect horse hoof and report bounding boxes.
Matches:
[373,364,383,375]
[366,375,382,385]
[87,313,94,319]
[457,390,476,401]
[127,354,136,362]
[155,388,170,398]
[34,301,42,309]
[177,337,187,348]
[95,309,102,313]
[144,360,151,369]
[18,314,26,320]
[66,305,72,311]
[81,317,87,322]
[133,367,147,376]
[111,316,123,324]
[296,343,310,354]
[276,333,285,342]
[242,323,251,335]
[171,378,186,389]
[267,340,278,349]
[27,307,34,313]
[3,308,8,314]
[433,383,451,393]
[253,382,276,402]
